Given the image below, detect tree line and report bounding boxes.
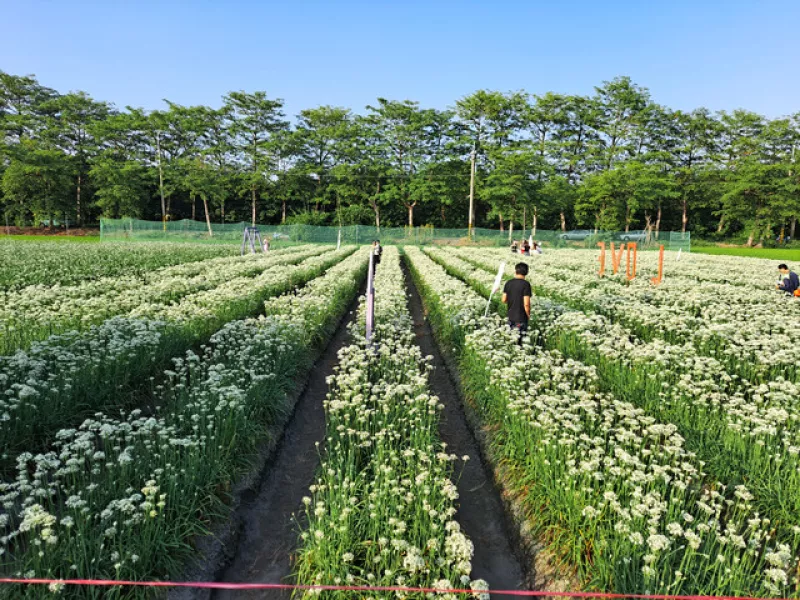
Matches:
[1,70,798,243]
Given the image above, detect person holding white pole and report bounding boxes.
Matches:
[502,262,532,343]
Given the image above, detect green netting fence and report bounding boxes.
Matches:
[100,219,691,251]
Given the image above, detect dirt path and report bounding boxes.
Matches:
[210,305,358,600]
[404,264,526,597]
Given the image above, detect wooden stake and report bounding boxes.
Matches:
[611,242,624,274]
[651,244,665,285]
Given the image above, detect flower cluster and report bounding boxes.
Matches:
[406,245,800,595]
[446,247,800,542]
[0,240,234,291]
[0,244,327,354]
[0,245,366,588]
[295,246,488,598]
[0,247,357,465]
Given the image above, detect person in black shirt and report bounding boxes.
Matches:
[777,263,799,295]
[372,240,382,267]
[502,262,532,340]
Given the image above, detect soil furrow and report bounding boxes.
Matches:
[208,302,360,600]
[403,262,526,597]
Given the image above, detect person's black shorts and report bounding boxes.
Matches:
[508,320,528,333]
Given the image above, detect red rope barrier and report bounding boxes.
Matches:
[0,578,794,599]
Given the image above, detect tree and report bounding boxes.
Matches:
[722,159,792,246]
[481,146,541,234]
[0,71,56,148]
[539,176,577,232]
[225,91,287,225]
[40,92,109,224]
[455,90,527,228]
[294,106,357,213]
[577,161,677,232]
[2,140,73,226]
[593,76,652,169]
[671,108,722,233]
[89,110,154,219]
[366,99,452,227]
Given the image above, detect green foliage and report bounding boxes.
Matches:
[0,69,799,240]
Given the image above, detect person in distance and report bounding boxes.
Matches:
[502,262,532,343]
[776,263,799,296]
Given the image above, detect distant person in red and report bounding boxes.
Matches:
[502,262,532,341]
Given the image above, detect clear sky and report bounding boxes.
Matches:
[2,0,798,120]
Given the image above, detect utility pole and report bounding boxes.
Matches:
[155,130,166,233]
[468,142,476,235]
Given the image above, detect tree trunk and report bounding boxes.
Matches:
[522,206,526,233]
[560,211,566,232]
[625,206,631,232]
[655,205,662,238]
[468,147,476,230]
[681,196,688,233]
[407,203,414,227]
[532,208,537,237]
[156,132,166,226]
[499,212,504,232]
[191,196,196,221]
[746,225,756,247]
[373,181,381,229]
[716,215,725,234]
[76,173,82,225]
[790,217,796,239]
[441,205,446,225]
[509,221,514,241]
[282,198,287,224]
[202,196,213,236]
[251,186,257,226]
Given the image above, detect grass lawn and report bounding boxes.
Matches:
[693,245,800,261]
[0,234,100,243]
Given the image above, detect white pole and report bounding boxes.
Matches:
[484,261,506,317]
[366,251,375,342]
[337,229,341,250]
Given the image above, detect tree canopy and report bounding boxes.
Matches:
[1,69,798,243]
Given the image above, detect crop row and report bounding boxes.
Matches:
[404,246,798,596]
[0,248,369,598]
[461,248,800,381]
[0,246,357,468]
[0,241,236,292]
[0,245,326,354]
[294,246,489,599]
[432,247,800,536]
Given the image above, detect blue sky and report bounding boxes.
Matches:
[2,0,798,120]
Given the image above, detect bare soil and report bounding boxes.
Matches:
[0,226,99,236]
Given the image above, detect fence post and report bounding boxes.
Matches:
[365,251,375,342]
